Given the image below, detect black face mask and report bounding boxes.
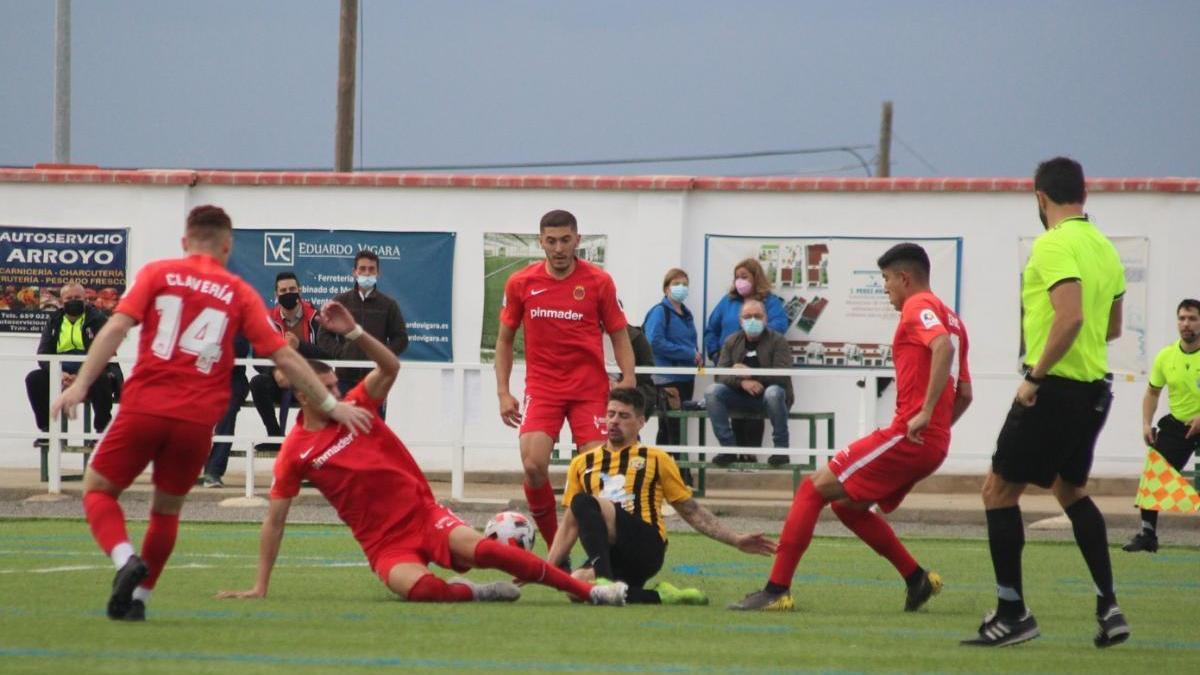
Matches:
[64,299,85,316]
[278,292,301,310]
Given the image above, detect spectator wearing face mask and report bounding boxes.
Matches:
[643,268,701,449]
[317,250,408,403]
[26,282,119,448]
[246,272,326,453]
[705,298,794,467]
[703,258,789,365]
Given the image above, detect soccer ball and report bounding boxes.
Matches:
[484,511,537,551]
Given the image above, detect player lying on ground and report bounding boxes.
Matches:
[545,388,776,605]
[730,243,971,613]
[217,300,627,606]
[51,205,373,622]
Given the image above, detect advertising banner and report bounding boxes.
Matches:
[0,225,129,334]
[230,229,455,361]
[704,235,962,367]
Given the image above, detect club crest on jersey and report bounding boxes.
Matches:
[573,285,586,301]
[630,456,646,471]
[919,308,941,329]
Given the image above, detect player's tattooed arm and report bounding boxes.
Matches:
[673,498,775,555]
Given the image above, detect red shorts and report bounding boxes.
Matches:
[88,411,212,495]
[826,428,947,513]
[518,393,607,446]
[371,503,471,583]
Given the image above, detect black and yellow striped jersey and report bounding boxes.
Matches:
[562,442,693,541]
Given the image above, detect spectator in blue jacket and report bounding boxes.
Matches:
[703,258,790,459]
[643,268,701,455]
[703,258,789,364]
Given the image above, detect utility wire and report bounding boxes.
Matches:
[894,134,939,173]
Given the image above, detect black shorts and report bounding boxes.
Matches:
[610,507,667,588]
[992,375,1113,488]
[1152,414,1200,471]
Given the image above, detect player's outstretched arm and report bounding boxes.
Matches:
[271,345,373,433]
[51,312,135,421]
[495,323,522,427]
[320,300,399,401]
[217,497,292,599]
[672,497,777,555]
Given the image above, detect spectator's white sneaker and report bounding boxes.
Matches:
[448,577,521,602]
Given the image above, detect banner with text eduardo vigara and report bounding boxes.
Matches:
[704,235,962,368]
[229,229,455,362]
[0,225,130,334]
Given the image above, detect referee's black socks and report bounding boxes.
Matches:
[1065,496,1118,614]
[985,506,1025,619]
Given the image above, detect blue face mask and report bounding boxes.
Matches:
[742,317,764,338]
[668,284,689,303]
[356,275,377,290]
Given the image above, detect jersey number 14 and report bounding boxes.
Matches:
[151,295,229,374]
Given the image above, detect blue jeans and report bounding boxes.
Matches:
[704,382,790,449]
[206,374,250,479]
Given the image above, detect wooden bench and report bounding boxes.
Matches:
[549,410,835,496]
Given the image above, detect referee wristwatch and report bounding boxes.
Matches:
[1023,371,1045,386]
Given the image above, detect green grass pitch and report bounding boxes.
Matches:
[0,519,1195,673]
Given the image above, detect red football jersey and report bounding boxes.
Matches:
[888,291,970,448]
[115,254,286,426]
[271,382,437,561]
[499,258,628,399]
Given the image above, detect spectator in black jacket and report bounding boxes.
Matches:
[25,282,118,447]
[317,250,408,408]
[249,272,325,452]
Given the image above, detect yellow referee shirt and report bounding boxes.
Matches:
[1149,340,1200,422]
[562,442,692,541]
[1022,217,1125,381]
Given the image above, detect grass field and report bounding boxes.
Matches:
[1,519,1196,674]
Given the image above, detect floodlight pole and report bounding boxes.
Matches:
[335,0,358,172]
[53,0,71,163]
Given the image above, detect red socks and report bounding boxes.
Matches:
[473,538,591,602]
[523,481,559,547]
[83,491,129,555]
[768,479,828,589]
[830,501,918,579]
[407,574,474,602]
[140,511,180,590]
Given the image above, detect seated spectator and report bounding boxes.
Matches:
[249,272,324,452]
[25,282,117,448]
[643,267,701,443]
[545,388,775,604]
[202,335,250,488]
[703,258,790,458]
[705,299,794,467]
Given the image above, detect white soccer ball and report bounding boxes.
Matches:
[484,511,537,551]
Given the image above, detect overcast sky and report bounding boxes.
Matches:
[2,0,1197,177]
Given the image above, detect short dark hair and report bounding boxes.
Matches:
[354,250,379,267]
[608,387,645,417]
[1034,156,1086,205]
[876,243,931,280]
[274,271,298,291]
[539,209,577,232]
[307,359,334,376]
[1178,299,1200,316]
[185,205,232,243]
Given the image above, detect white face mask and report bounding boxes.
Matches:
[668,284,689,302]
[742,317,764,338]
[356,275,377,290]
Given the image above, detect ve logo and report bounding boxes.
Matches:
[264,232,295,266]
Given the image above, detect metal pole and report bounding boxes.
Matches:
[53,0,71,163]
[334,0,358,172]
[876,101,893,178]
[48,358,63,494]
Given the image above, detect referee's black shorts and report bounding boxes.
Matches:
[610,507,667,588]
[992,374,1113,488]
[1152,414,1200,472]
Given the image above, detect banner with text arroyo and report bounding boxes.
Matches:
[230,229,455,362]
[0,225,130,334]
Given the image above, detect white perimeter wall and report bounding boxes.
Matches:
[1,177,1196,479]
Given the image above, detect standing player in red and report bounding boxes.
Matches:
[730,243,972,612]
[217,300,628,606]
[495,209,636,549]
[52,205,373,621]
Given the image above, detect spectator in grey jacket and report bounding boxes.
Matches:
[317,250,408,406]
[704,299,794,467]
